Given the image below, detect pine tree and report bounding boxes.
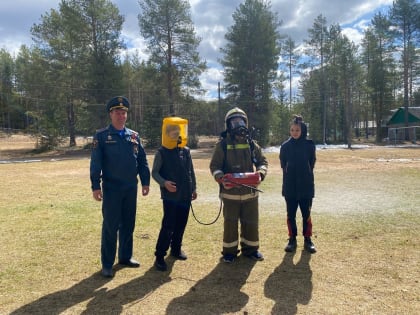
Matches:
[138,0,206,115]
[220,0,281,145]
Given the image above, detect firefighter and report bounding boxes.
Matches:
[210,107,268,263]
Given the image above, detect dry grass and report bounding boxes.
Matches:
[0,136,419,314]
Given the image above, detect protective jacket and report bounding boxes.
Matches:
[210,134,267,200]
[90,124,150,191]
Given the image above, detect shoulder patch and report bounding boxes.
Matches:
[126,128,138,136]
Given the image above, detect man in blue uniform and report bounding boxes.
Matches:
[90,96,150,278]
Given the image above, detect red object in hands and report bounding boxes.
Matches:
[222,172,261,188]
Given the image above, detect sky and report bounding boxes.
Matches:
[0,0,394,100]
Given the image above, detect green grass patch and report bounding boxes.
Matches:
[1,147,419,314]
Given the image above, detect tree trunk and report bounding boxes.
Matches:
[67,102,76,147]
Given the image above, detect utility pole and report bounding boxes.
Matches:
[218,82,222,132]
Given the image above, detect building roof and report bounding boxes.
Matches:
[386,107,420,127]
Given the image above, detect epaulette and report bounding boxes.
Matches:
[95,126,109,134]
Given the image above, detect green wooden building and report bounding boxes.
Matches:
[386,107,420,142]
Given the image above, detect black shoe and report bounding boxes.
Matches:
[304,237,316,253]
[170,250,187,260]
[154,256,167,271]
[222,254,236,263]
[118,258,140,268]
[285,237,297,252]
[101,267,114,278]
[244,251,264,261]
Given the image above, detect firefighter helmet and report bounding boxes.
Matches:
[225,107,248,131]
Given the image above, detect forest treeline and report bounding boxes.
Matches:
[0,0,419,149]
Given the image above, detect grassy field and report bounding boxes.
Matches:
[0,138,419,314]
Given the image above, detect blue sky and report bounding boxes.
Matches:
[0,0,393,100]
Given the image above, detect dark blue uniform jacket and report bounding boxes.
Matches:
[90,124,150,191]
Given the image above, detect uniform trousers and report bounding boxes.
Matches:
[155,199,190,258]
[285,198,313,237]
[222,197,259,256]
[101,186,137,268]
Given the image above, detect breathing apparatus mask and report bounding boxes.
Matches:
[228,117,249,137]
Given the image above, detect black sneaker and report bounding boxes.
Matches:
[118,258,140,268]
[304,237,316,253]
[284,237,297,252]
[154,256,167,271]
[170,250,187,260]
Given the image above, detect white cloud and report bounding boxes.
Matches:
[342,27,365,46]
[0,0,396,101]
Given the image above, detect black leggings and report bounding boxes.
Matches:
[285,198,313,237]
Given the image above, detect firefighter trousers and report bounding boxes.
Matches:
[222,197,259,256]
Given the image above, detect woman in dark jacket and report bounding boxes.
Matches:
[279,115,316,253]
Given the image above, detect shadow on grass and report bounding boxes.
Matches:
[9,261,175,315]
[264,251,312,315]
[9,271,113,315]
[80,261,175,314]
[166,255,256,314]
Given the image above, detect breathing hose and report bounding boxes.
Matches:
[190,200,222,225]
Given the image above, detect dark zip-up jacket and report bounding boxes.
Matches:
[279,130,316,199]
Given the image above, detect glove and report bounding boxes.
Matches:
[214,172,224,183]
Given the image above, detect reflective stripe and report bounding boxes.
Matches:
[223,240,239,248]
[213,170,223,177]
[241,237,259,247]
[220,192,258,201]
[226,143,250,150]
[257,165,267,171]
